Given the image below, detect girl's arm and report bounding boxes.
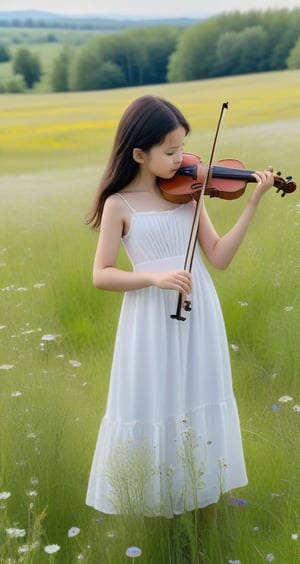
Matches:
[198,167,274,270]
[92,195,192,294]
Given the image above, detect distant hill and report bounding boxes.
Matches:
[0,9,204,30]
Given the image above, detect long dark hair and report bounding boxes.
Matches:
[86,95,191,228]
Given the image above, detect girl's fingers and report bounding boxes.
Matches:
[253,168,274,188]
[168,272,191,294]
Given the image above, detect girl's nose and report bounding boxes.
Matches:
[175,152,183,165]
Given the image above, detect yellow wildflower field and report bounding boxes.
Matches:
[1,70,300,175]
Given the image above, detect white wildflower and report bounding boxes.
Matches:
[126,546,142,558]
[18,545,30,554]
[41,334,57,341]
[18,539,40,553]
[26,490,38,497]
[6,527,26,538]
[68,526,80,538]
[0,491,11,500]
[69,359,81,367]
[44,544,61,554]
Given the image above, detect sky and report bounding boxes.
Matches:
[0,0,299,18]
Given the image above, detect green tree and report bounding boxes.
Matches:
[93,33,141,86]
[93,61,125,89]
[167,17,226,82]
[168,12,255,81]
[214,26,267,76]
[0,43,10,62]
[167,9,300,82]
[69,26,179,91]
[68,36,127,91]
[239,26,268,73]
[264,9,300,70]
[214,31,242,76]
[13,48,41,88]
[51,45,73,92]
[286,37,300,69]
[126,26,179,85]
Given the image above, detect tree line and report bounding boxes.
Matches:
[1,9,300,94]
[0,13,194,31]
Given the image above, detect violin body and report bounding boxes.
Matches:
[159,153,297,202]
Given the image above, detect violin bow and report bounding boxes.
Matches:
[171,101,229,321]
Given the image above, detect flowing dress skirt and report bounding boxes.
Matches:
[86,203,247,517]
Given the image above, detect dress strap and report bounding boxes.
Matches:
[116,193,135,213]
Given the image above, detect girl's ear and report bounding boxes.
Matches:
[132,148,145,164]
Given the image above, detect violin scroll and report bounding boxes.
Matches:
[275,171,297,197]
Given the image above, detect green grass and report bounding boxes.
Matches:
[0,73,300,562]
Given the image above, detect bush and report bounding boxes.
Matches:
[6,75,26,93]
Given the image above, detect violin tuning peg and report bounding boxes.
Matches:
[286,176,292,181]
[184,300,192,312]
[276,171,282,176]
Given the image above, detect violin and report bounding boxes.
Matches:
[159,152,297,202]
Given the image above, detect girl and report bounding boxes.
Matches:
[85,95,274,518]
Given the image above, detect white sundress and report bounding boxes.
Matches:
[86,198,247,518]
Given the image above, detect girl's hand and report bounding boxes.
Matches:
[152,270,192,294]
[248,166,274,207]
[252,166,274,195]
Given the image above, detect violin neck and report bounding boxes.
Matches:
[212,165,255,182]
[177,163,255,183]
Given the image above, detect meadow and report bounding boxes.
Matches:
[0,70,300,563]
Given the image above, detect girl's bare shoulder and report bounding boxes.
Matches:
[103,194,132,234]
[104,193,127,214]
